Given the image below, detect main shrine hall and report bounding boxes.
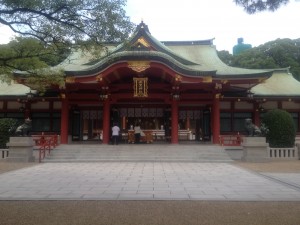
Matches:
[1,22,300,144]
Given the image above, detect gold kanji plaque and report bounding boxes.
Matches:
[133,77,148,97]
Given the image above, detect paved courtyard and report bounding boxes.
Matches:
[0,162,300,201]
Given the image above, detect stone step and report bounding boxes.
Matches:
[42,144,233,163]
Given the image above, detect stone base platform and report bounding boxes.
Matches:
[6,137,35,162]
[242,137,270,162]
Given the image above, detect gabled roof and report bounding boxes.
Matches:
[164,42,272,77]
[0,80,31,96]
[112,21,199,66]
[60,21,271,79]
[251,70,300,96]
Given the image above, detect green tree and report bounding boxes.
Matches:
[0,118,18,148]
[217,50,234,65]
[218,38,300,81]
[262,109,296,148]
[0,37,68,92]
[0,0,134,92]
[0,0,134,45]
[234,0,289,14]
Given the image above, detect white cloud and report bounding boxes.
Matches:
[1,0,299,53]
[126,0,300,52]
[0,25,16,44]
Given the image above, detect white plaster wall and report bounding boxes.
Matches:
[235,101,253,110]
[53,101,62,110]
[261,101,278,110]
[282,101,300,110]
[31,101,49,110]
[220,101,231,110]
[7,101,22,109]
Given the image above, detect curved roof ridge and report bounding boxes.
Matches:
[251,71,300,96]
[107,22,200,66]
[166,43,272,77]
[57,22,275,79]
[162,39,215,46]
[65,50,216,76]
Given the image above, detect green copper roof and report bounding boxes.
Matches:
[0,80,32,96]
[251,70,300,96]
[58,22,274,79]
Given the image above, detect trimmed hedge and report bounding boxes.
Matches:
[0,118,18,149]
[262,109,296,148]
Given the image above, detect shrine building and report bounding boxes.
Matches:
[1,21,300,144]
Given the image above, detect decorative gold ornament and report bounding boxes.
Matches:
[133,77,148,97]
[128,61,150,73]
[65,76,75,83]
[174,74,182,82]
[96,74,103,82]
[134,37,150,48]
[215,83,222,90]
[221,79,228,84]
[215,93,221,99]
[202,76,212,83]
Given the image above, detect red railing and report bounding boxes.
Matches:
[219,133,243,146]
[32,133,59,163]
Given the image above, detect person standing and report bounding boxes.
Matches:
[111,123,120,145]
[134,123,141,144]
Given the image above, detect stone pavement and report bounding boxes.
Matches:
[0,162,300,201]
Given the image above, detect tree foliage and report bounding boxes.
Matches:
[0,0,134,92]
[0,0,134,45]
[0,37,69,69]
[0,37,67,92]
[0,118,18,148]
[218,38,300,81]
[262,109,296,148]
[234,0,289,14]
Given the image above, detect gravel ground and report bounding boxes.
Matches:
[0,160,299,225]
[0,200,300,225]
[234,160,300,173]
[0,162,38,174]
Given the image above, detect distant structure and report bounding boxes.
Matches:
[233,38,252,55]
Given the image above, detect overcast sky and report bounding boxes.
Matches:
[126,0,300,53]
[1,0,300,53]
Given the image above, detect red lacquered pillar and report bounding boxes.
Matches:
[60,96,69,144]
[212,94,220,144]
[254,102,260,126]
[102,99,110,144]
[171,99,179,144]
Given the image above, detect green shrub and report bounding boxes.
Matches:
[0,118,18,149]
[262,109,296,148]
